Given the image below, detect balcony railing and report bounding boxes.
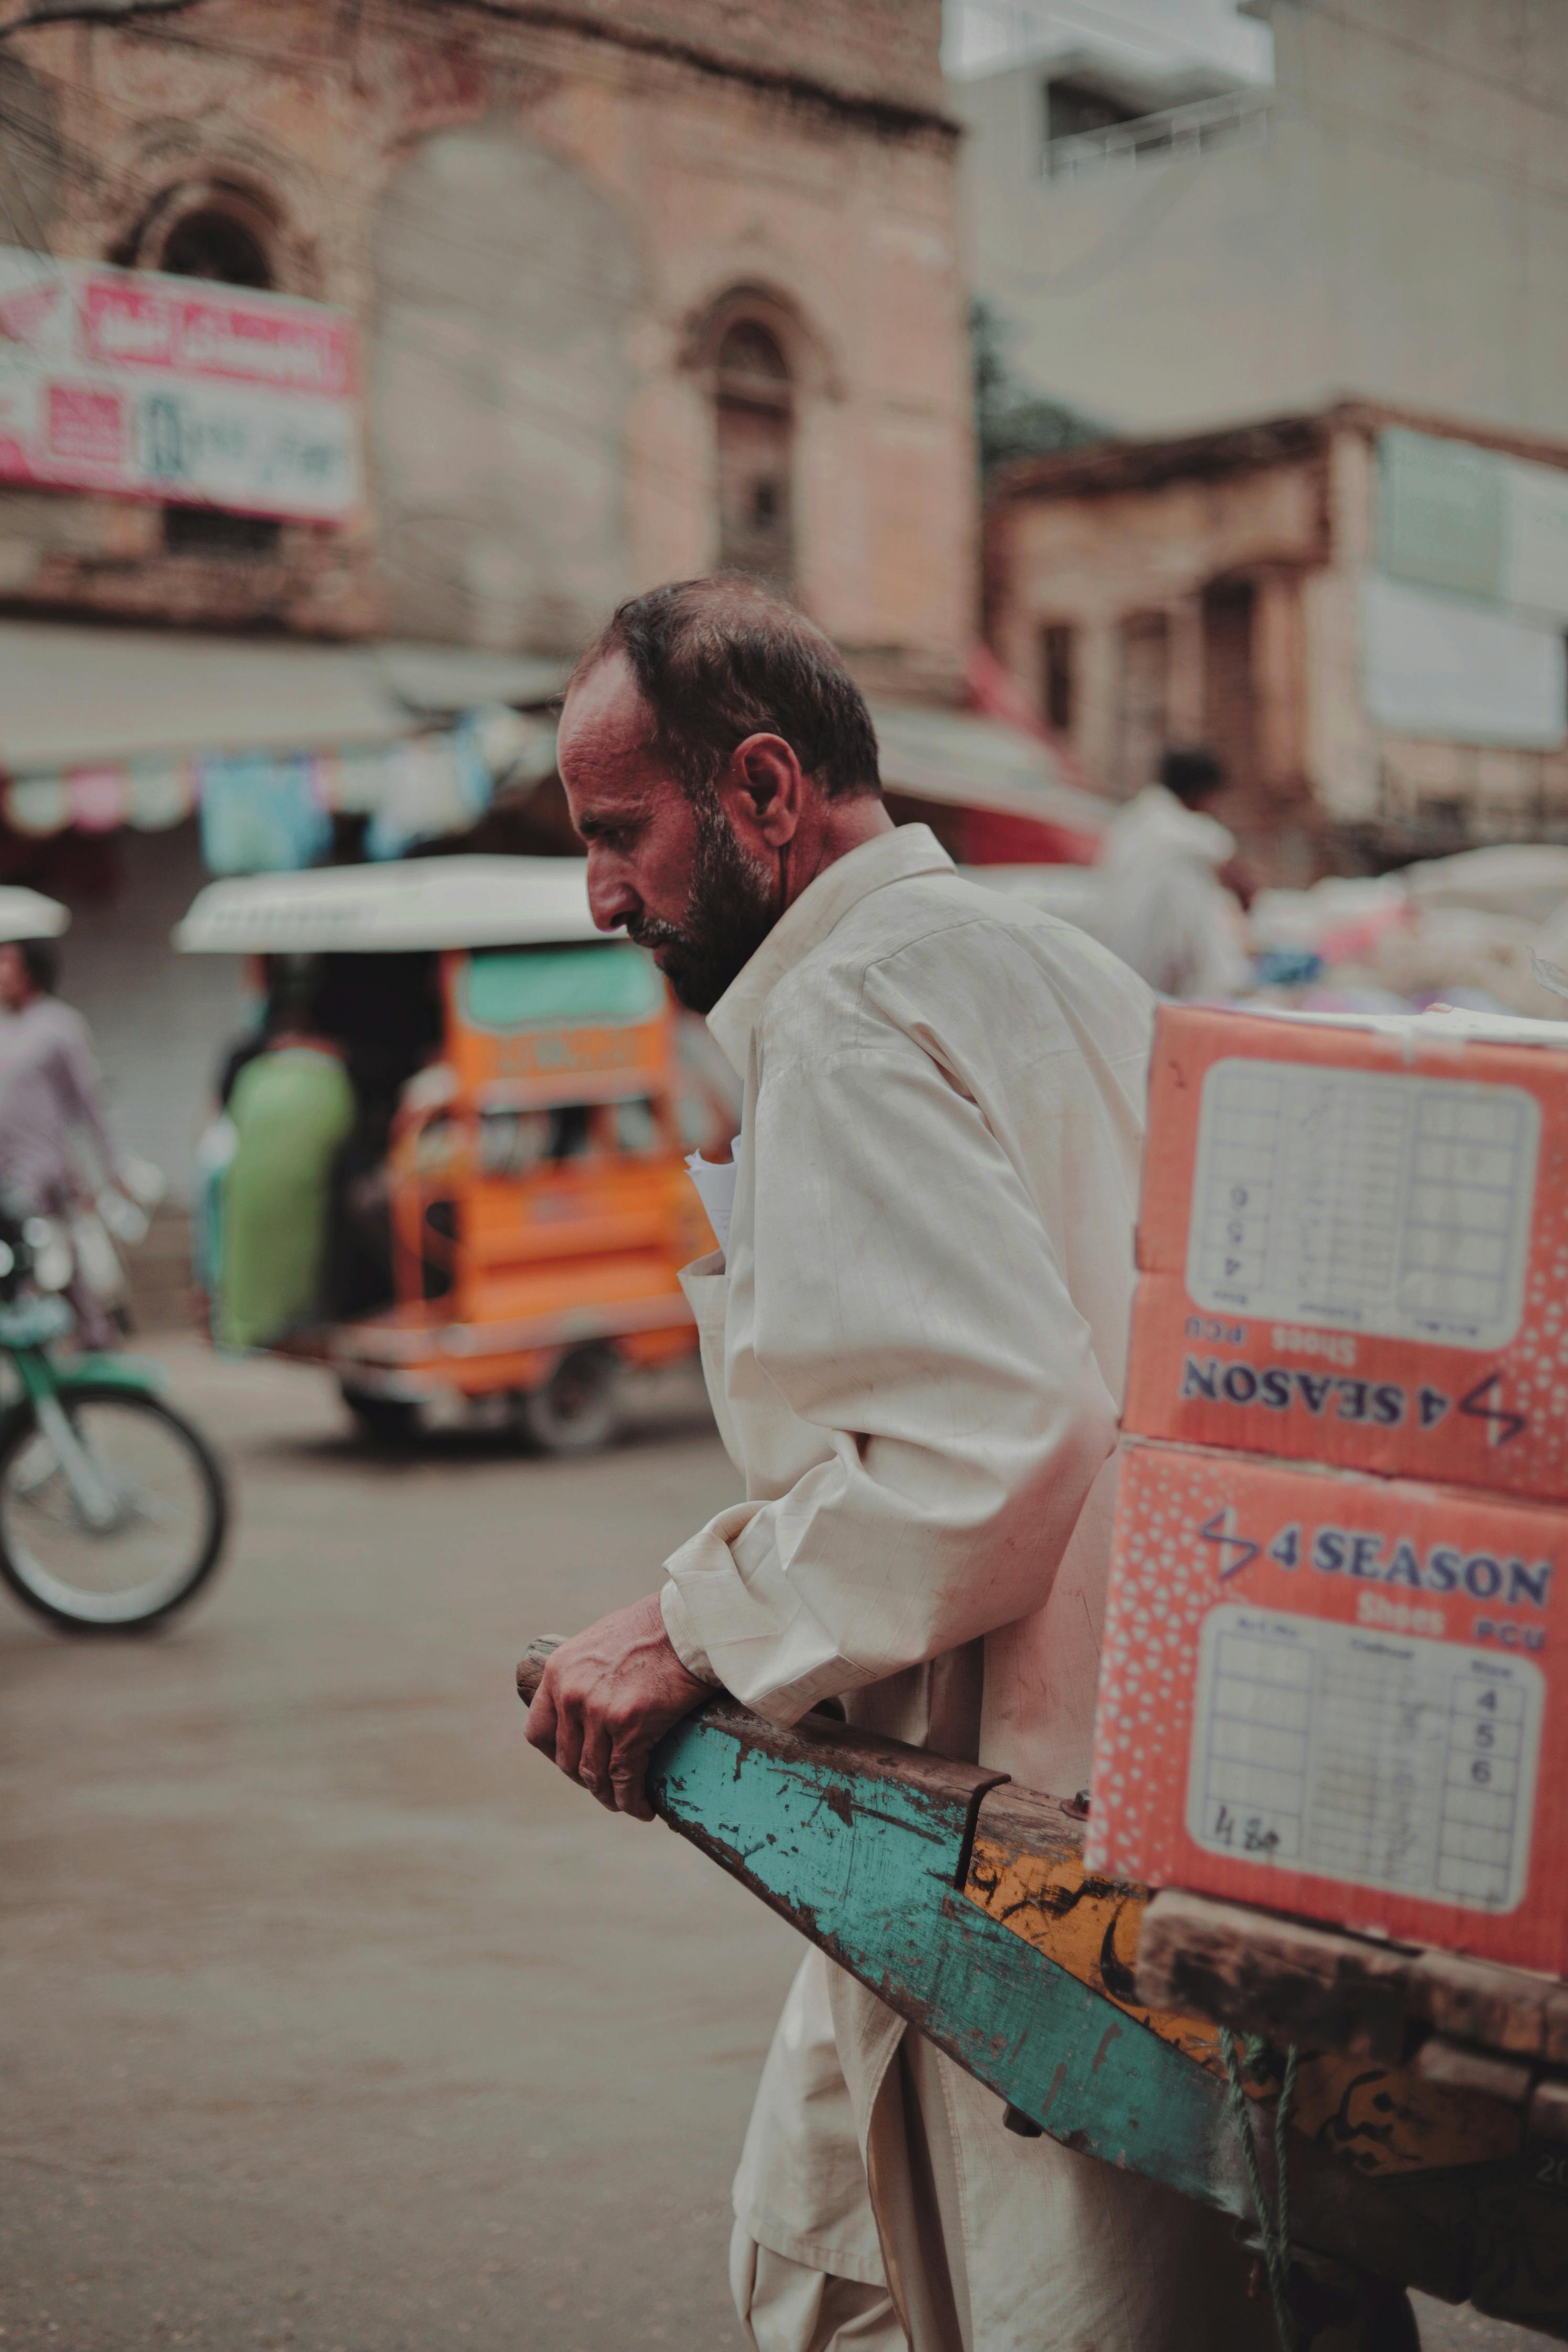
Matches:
[1045,86,1272,180]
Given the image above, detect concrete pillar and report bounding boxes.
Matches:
[1166,596,1204,743]
[1254,566,1306,792]
[1076,618,1121,794]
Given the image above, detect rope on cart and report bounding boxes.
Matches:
[1219,2028,1301,2352]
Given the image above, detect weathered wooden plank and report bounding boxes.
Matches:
[1134,1886,1412,2063]
[515,1642,1568,2336]
[1408,1951,1563,2063]
[644,1697,1248,2216]
[961,1786,1568,2323]
[1530,2081,1568,2146]
[1417,2041,1535,2108]
[1131,1882,1568,2074]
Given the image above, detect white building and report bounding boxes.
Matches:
[955,0,1568,445]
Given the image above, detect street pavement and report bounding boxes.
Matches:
[0,1340,797,2352]
[0,1341,1556,2352]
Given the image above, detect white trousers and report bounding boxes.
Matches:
[732,1952,1279,2352]
[731,2242,901,2352]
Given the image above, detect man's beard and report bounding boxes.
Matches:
[626,792,780,1013]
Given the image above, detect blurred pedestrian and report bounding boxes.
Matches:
[1094,745,1253,999]
[0,938,129,1347]
[214,974,355,1351]
[524,579,1274,2352]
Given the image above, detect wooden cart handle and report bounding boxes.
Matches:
[515,1635,563,1706]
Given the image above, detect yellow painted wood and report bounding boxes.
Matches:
[964,1829,1522,2177]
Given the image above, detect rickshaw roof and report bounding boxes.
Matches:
[174,857,603,954]
[0,887,69,943]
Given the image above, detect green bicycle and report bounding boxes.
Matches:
[0,1213,228,1634]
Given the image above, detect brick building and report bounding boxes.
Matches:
[0,0,978,1187]
[984,400,1568,883]
[1,0,973,673]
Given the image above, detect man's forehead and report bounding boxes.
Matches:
[559,651,653,769]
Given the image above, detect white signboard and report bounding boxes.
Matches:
[1506,455,1568,624]
[1362,575,1567,748]
[0,247,361,521]
[1379,429,1568,627]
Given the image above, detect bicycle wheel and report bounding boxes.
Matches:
[0,1383,229,1634]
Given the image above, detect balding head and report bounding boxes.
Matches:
[557,576,892,1011]
[571,575,882,805]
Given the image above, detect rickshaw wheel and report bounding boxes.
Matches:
[519,1345,626,1456]
[339,1383,423,1448]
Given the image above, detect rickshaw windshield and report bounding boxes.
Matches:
[461,942,660,1031]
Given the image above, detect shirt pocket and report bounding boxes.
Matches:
[679,1251,740,1464]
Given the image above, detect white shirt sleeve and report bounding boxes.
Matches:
[660,1021,1122,1725]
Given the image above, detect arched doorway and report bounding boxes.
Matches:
[714,318,796,587]
[120,181,286,553]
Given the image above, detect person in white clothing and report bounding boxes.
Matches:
[1093,746,1253,1001]
[523,581,1275,2352]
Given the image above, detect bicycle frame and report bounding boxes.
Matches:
[0,1300,169,1526]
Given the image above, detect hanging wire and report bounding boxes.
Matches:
[1218,2028,1300,2352]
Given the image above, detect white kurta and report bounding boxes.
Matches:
[661,825,1149,1791]
[1092,783,1251,1001]
[654,828,1268,2349]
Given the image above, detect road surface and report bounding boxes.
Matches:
[0,1343,1554,2351]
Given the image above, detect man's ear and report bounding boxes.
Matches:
[727,734,805,847]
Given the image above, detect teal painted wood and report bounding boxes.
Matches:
[514,1646,1567,2329]
[647,1704,1244,2216]
[642,1701,1568,2327]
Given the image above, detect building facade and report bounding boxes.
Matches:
[985,401,1568,882]
[955,0,1568,446]
[0,0,974,1194]
[2,0,972,682]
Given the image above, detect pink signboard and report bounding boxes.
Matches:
[0,248,361,521]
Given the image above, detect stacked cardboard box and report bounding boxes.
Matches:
[1087,1004,1568,1974]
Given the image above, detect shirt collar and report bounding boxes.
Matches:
[707,822,953,1076]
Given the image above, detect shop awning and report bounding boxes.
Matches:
[870,703,1109,862]
[0,619,409,770]
[0,622,572,775]
[373,641,571,716]
[175,856,599,954]
[0,621,559,866]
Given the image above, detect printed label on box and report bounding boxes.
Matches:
[1087,1440,1568,1969]
[1126,1006,1568,1502]
[1187,1605,1541,1911]
[1187,1059,1539,1348]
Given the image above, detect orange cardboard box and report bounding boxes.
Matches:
[1124,1003,1568,1502]
[1085,1440,1568,1971]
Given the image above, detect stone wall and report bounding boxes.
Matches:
[989,410,1568,874]
[468,0,951,119]
[0,0,972,696]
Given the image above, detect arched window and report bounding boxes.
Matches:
[130,188,282,553]
[715,319,794,586]
[156,205,272,289]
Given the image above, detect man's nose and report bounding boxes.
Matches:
[586,852,638,935]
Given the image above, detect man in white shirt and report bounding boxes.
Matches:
[524,580,1271,2351]
[1093,746,1252,1001]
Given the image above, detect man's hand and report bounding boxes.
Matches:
[523,1593,713,1821]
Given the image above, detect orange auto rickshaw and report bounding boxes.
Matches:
[176,858,730,1451]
